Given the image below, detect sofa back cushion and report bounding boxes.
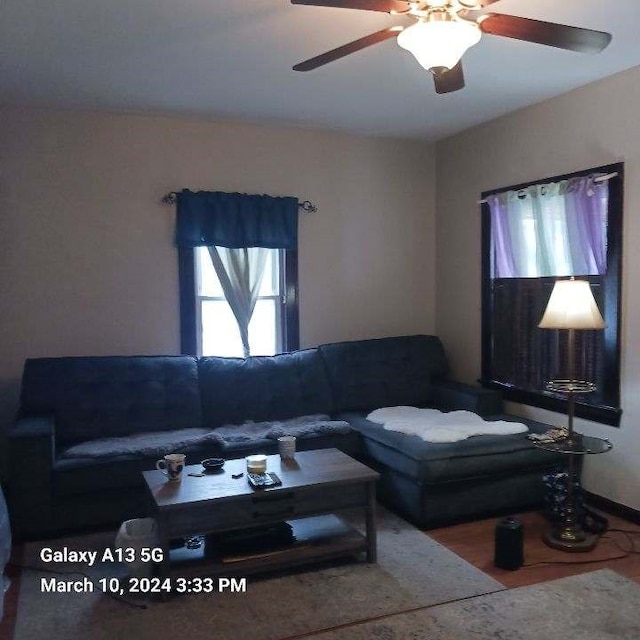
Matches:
[20,356,202,444]
[198,349,332,427]
[318,335,449,413]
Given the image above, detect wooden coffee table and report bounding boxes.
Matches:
[142,448,379,581]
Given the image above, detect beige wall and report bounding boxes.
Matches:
[9,68,638,509]
[0,107,436,427]
[436,65,640,510]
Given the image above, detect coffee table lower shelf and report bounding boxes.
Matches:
[166,514,366,579]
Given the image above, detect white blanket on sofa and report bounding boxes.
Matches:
[366,406,528,443]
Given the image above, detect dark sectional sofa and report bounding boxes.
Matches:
[5,335,564,539]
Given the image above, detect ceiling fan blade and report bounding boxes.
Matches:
[291,0,408,13]
[432,62,465,94]
[293,27,402,71]
[479,14,612,54]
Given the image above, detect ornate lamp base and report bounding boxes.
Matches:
[543,526,598,552]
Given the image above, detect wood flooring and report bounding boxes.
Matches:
[428,509,640,588]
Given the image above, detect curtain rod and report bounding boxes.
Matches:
[477,172,618,205]
[161,191,317,213]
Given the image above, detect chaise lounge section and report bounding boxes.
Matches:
[6,335,565,539]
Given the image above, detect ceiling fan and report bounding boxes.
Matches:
[291,1,612,94]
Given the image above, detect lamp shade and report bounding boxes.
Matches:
[538,279,606,330]
[397,19,481,72]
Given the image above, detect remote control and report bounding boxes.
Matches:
[248,472,274,488]
[248,472,282,488]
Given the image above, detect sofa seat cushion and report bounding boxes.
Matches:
[219,438,278,459]
[339,412,566,485]
[319,336,449,413]
[216,416,358,459]
[219,430,362,461]
[198,350,333,427]
[54,454,158,496]
[212,414,352,442]
[366,407,528,442]
[58,428,222,459]
[54,440,223,497]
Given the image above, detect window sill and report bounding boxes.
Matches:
[479,380,622,427]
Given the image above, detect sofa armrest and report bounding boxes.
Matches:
[8,415,55,440]
[7,415,55,480]
[8,416,56,457]
[430,380,503,417]
[6,416,56,539]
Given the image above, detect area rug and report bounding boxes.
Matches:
[311,569,640,640]
[9,507,503,640]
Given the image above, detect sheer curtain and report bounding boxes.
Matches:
[207,246,268,358]
[488,176,608,279]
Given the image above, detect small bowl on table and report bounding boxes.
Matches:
[201,457,225,473]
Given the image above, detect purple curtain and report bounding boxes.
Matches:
[488,176,608,278]
[488,194,517,278]
[563,178,608,275]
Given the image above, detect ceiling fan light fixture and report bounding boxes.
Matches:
[397,18,481,72]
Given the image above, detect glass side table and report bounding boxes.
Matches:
[532,433,612,551]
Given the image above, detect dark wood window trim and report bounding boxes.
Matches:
[480,162,623,427]
[282,249,300,352]
[178,247,198,356]
[178,247,300,356]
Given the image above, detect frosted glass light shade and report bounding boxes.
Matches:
[397,19,481,71]
[538,279,606,330]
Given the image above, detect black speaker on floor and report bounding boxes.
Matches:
[494,516,524,570]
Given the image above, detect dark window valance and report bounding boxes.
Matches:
[175,190,299,249]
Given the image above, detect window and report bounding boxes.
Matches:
[196,247,280,357]
[178,247,299,357]
[480,163,623,426]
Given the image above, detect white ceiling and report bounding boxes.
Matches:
[2,0,639,140]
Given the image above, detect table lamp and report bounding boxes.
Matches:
[538,277,606,440]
